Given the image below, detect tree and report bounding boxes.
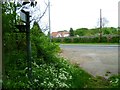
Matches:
[2,1,51,88]
[69,28,74,37]
[89,28,99,36]
[102,27,118,35]
[75,28,88,36]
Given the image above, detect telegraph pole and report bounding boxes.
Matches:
[48,0,51,42]
[99,9,102,42]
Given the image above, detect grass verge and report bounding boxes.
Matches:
[57,42,118,45]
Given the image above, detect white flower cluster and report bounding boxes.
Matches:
[110,78,119,87]
[110,78,119,83]
[31,58,74,88]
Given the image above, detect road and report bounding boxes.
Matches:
[60,44,119,78]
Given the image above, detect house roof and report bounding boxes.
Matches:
[51,32,59,37]
[51,31,69,37]
[59,32,69,37]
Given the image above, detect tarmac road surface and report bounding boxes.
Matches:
[60,44,119,78]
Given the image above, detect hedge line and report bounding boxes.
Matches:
[52,35,119,43]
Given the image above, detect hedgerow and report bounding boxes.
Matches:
[52,35,118,43]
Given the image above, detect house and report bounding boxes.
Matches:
[51,31,69,38]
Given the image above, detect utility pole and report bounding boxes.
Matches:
[99,9,102,42]
[48,0,51,42]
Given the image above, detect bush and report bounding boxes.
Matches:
[63,38,72,43]
[108,74,120,88]
[110,36,119,43]
[52,38,62,43]
[31,28,60,60]
[31,56,92,88]
[3,35,91,89]
[3,24,92,89]
[73,37,80,43]
[101,36,107,43]
[3,27,119,89]
[51,35,118,43]
[92,36,99,43]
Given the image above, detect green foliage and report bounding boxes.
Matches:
[102,27,118,35]
[108,74,120,88]
[52,26,118,44]
[52,35,118,43]
[74,27,118,37]
[69,28,74,36]
[31,24,60,60]
[3,24,92,88]
[110,36,119,43]
[52,38,62,43]
[73,37,80,43]
[3,33,26,53]
[3,2,119,89]
[63,38,72,43]
[31,57,92,88]
[101,36,107,43]
[2,2,19,34]
[3,51,29,89]
[75,28,88,36]
[89,28,99,36]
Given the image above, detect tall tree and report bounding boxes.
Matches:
[75,28,88,36]
[69,28,74,37]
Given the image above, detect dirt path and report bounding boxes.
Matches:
[60,44,118,78]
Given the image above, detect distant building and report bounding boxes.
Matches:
[51,31,69,38]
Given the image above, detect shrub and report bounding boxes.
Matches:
[92,36,99,43]
[110,36,119,43]
[31,28,60,60]
[101,36,107,43]
[51,35,118,43]
[108,74,120,88]
[63,38,72,43]
[52,38,62,43]
[28,56,92,88]
[73,37,80,43]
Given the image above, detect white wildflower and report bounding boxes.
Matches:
[48,82,54,88]
[59,73,67,80]
[34,79,39,82]
[59,82,69,88]
[115,78,119,83]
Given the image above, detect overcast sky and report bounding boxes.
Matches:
[36,0,119,32]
